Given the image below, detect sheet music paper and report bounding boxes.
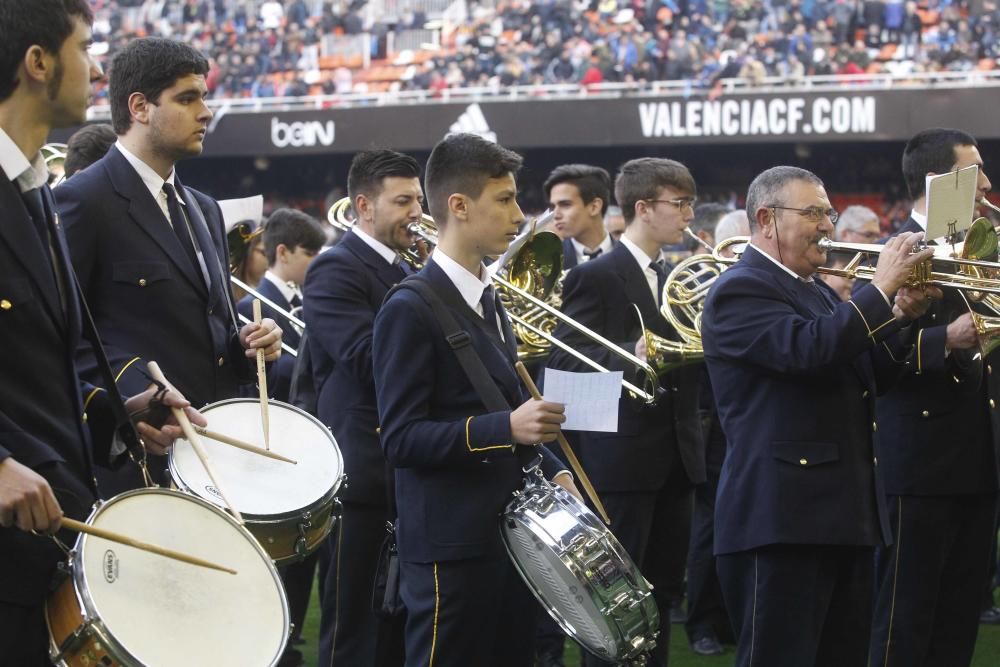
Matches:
[218,195,264,231]
[926,165,978,241]
[542,368,622,432]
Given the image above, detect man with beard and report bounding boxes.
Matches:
[304,149,422,667]
[0,4,204,661]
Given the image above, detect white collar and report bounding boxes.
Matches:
[432,247,491,312]
[909,209,927,231]
[0,128,49,193]
[570,232,613,259]
[115,140,183,206]
[619,235,663,271]
[351,226,398,266]
[262,270,299,303]
[748,242,812,281]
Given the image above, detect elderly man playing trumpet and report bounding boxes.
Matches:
[701,165,936,667]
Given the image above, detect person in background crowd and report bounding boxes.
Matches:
[63,123,116,179]
[835,204,882,243]
[605,205,626,243]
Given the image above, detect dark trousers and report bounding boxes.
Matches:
[400,553,537,667]
[282,551,319,641]
[717,544,874,667]
[318,502,405,667]
[684,411,732,644]
[0,460,95,663]
[583,471,694,667]
[870,493,997,667]
[0,604,49,667]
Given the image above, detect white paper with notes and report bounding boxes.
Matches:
[542,368,622,432]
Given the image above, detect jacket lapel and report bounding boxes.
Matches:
[105,148,207,296]
[343,231,406,291]
[611,244,663,338]
[0,179,65,328]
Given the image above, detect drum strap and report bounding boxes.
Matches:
[70,269,150,481]
[388,278,540,467]
[388,277,511,412]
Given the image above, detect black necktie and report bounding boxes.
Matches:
[20,187,49,250]
[21,186,67,313]
[650,260,668,305]
[162,183,198,270]
[290,293,302,309]
[583,247,603,261]
[480,285,499,336]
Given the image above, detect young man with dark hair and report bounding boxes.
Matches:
[870,128,999,667]
[238,207,325,400]
[63,122,116,178]
[546,157,706,667]
[55,37,282,413]
[544,163,614,269]
[372,133,578,666]
[304,148,423,667]
[0,3,203,660]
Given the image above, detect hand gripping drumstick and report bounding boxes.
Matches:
[146,361,244,524]
[514,361,611,525]
[59,517,237,575]
[253,299,271,451]
[193,426,297,464]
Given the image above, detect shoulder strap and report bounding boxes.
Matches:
[387,276,510,412]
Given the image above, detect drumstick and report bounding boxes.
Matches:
[146,362,244,524]
[60,517,237,575]
[514,361,611,525]
[194,426,297,464]
[253,299,270,451]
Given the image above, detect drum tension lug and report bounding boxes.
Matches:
[294,512,314,558]
[51,616,96,663]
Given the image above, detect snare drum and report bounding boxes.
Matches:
[501,471,659,664]
[46,488,289,666]
[170,399,343,564]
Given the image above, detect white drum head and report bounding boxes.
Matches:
[78,489,287,666]
[171,399,343,516]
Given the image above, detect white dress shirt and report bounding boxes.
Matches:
[569,232,614,266]
[351,225,400,266]
[619,235,664,305]
[432,248,504,341]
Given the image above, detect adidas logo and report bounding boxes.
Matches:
[448,104,496,142]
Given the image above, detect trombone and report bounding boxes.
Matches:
[326,196,663,404]
[229,275,303,358]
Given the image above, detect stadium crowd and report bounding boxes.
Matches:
[88,0,1000,102]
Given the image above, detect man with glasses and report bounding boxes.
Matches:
[869,128,999,667]
[835,204,882,244]
[546,157,705,667]
[701,165,936,667]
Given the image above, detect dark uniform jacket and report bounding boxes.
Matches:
[56,146,252,408]
[702,244,904,555]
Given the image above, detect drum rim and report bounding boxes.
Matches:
[168,397,344,518]
[501,475,658,662]
[66,487,290,667]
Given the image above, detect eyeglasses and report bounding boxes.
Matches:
[646,197,697,212]
[769,205,840,224]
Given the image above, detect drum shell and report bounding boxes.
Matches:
[168,398,344,565]
[47,576,117,667]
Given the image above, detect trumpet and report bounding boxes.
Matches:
[327,197,436,269]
